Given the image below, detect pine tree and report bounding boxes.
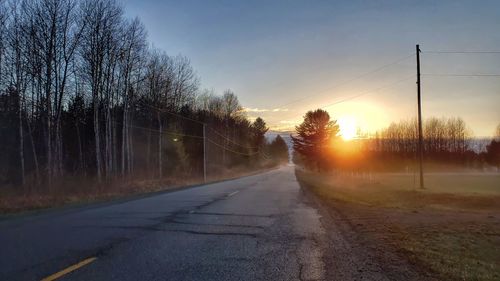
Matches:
[269,135,289,164]
[291,109,339,170]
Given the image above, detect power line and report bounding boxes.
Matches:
[32,95,283,158]
[321,75,414,109]
[138,100,205,125]
[282,75,415,124]
[114,120,257,156]
[138,99,257,150]
[271,80,414,133]
[111,112,259,155]
[422,73,500,77]
[70,111,205,140]
[424,51,500,54]
[138,100,261,150]
[111,121,204,139]
[208,127,259,150]
[206,139,259,156]
[274,53,414,108]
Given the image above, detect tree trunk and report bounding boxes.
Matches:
[146,124,151,177]
[128,120,133,174]
[105,105,111,179]
[18,94,25,187]
[157,112,162,179]
[121,106,127,178]
[26,112,39,186]
[46,94,52,187]
[112,107,117,176]
[94,99,102,183]
[76,121,83,172]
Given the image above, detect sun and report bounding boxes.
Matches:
[338,116,357,141]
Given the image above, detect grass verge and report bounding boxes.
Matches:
[296,169,500,280]
[0,165,277,215]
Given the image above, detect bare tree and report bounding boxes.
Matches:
[118,17,146,177]
[0,0,273,193]
[80,0,123,182]
[5,1,28,186]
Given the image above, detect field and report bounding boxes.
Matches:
[296,169,500,280]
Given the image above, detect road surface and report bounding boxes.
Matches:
[0,166,427,281]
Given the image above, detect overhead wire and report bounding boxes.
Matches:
[110,119,259,156]
[321,75,415,109]
[272,53,414,109]
[206,139,260,156]
[283,74,415,123]
[208,127,259,150]
[137,99,258,150]
[421,49,500,76]
[280,48,499,128]
[112,121,204,139]
[423,50,500,54]
[138,100,205,125]
[422,73,500,77]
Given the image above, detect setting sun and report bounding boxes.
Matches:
[338,116,357,140]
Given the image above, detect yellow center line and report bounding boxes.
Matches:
[41,257,97,281]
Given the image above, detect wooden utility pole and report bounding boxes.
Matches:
[203,124,207,183]
[416,44,424,189]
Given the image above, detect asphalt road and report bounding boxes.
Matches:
[0,166,329,281]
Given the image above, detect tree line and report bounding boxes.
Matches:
[368,117,473,162]
[292,109,499,171]
[0,0,287,191]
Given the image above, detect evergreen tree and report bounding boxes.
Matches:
[269,135,289,164]
[251,117,268,149]
[291,109,339,170]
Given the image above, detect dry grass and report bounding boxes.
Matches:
[0,165,276,215]
[296,169,500,280]
[298,170,500,211]
[397,223,500,280]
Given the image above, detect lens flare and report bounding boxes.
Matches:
[338,116,357,141]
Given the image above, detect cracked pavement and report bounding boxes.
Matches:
[0,166,327,280]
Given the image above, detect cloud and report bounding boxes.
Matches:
[272,108,289,112]
[242,107,269,112]
[242,107,289,113]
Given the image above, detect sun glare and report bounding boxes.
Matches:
[338,116,357,141]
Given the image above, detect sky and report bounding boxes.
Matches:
[122,0,500,137]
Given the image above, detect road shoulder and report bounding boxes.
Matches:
[298,179,437,281]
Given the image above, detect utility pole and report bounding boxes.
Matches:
[416,44,424,189]
[203,124,207,183]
